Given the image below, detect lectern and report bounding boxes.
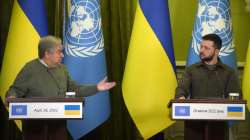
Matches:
[168,99,246,140]
[7,97,84,140]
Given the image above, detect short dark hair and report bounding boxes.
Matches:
[38,36,62,58]
[202,34,222,50]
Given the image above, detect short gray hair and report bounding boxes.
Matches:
[38,36,62,58]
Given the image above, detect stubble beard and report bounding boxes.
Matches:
[199,54,214,63]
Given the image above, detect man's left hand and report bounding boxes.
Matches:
[97,76,116,91]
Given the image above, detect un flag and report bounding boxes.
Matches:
[63,0,110,139]
[187,0,237,69]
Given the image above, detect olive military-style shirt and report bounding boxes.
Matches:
[6,59,98,98]
[175,61,240,99]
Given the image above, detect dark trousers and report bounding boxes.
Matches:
[184,121,228,140]
[22,120,67,140]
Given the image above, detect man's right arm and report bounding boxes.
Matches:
[63,66,98,97]
[6,65,31,98]
[175,68,192,99]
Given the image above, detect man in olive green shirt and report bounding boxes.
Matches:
[175,59,240,99]
[6,36,116,140]
[6,36,115,98]
[175,34,240,99]
[175,34,240,140]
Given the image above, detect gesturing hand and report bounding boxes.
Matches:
[97,76,116,91]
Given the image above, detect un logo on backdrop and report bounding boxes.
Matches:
[191,0,234,57]
[65,0,104,57]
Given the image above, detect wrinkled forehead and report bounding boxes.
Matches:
[54,43,63,50]
[200,40,215,48]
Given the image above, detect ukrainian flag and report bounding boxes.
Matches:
[122,0,177,139]
[227,106,243,117]
[0,0,48,129]
[242,40,250,110]
[64,105,81,115]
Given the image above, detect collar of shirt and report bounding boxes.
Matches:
[197,60,224,70]
[39,59,48,67]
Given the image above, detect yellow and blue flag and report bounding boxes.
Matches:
[122,0,177,139]
[227,106,243,117]
[0,0,48,129]
[187,0,236,68]
[242,40,250,110]
[63,0,110,139]
[64,105,81,115]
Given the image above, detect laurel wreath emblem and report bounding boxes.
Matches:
[219,42,234,56]
[65,37,104,57]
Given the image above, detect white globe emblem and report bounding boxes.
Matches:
[15,108,23,113]
[192,0,234,57]
[65,0,104,57]
[179,108,187,114]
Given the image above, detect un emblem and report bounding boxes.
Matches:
[191,0,234,57]
[65,0,104,57]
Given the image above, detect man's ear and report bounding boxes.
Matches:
[215,49,220,55]
[44,51,49,58]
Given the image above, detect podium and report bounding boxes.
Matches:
[7,97,84,140]
[168,99,246,140]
